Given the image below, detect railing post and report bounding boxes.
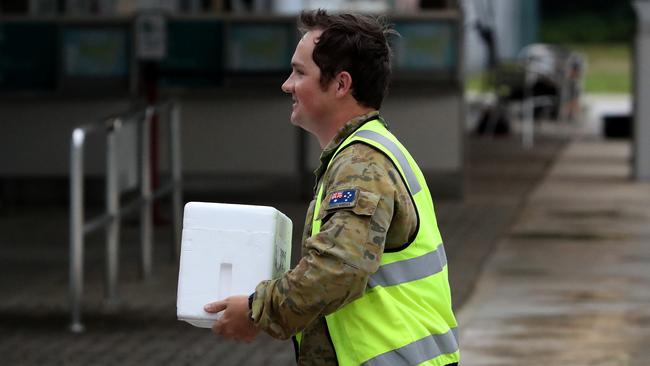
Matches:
[68,101,182,330]
[69,128,86,333]
[105,119,121,305]
[141,108,154,279]
[170,101,183,261]
[522,63,535,149]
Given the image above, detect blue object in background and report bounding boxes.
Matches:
[226,23,294,72]
[159,20,224,87]
[0,22,58,90]
[393,21,458,72]
[62,27,129,77]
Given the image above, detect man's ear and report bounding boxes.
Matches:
[334,71,353,97]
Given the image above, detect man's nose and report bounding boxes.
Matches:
[281,77,292,94]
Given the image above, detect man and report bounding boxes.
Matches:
[205,10,460,366]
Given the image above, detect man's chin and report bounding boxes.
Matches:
[289,114,301,127]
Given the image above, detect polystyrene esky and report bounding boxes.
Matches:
[176,202,292,328]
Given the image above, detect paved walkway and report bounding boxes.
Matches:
[458,136,650,365]
[0,130,565,365]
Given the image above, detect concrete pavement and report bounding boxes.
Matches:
[458,136,650,365]
[0,129,566,365]
[5,93,645,365]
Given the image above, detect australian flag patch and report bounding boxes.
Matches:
[328,189,358,209]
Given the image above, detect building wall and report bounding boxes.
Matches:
[0,89,464,199]
[463,0,538,74]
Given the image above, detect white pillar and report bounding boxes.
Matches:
[634,1,650,180]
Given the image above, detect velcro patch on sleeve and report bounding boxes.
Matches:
[327,189,359,209]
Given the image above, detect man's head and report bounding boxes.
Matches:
[296,10,394,110]
[281,10,394,142]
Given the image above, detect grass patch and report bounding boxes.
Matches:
[465,73,485,92]
[570,43,631,94]
[465,43,631,94]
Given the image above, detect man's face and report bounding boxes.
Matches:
[281,30,335,132]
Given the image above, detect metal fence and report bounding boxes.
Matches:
[69,100,182,332]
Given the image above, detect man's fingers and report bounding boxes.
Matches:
[205,295,260,343]
[213,319,239,340]
[243,334,255,343]
[212,319,224,336]
[204,300,227,313]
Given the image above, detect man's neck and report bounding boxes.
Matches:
[317,105,376,148]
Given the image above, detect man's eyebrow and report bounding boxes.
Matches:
[291,61,305,68]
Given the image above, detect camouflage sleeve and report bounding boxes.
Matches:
[250,143,399,340]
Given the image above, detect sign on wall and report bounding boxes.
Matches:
[135,12,167,60]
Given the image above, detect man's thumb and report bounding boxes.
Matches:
[204,300,227,313]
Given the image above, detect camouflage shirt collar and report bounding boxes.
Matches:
[313,111,387,182]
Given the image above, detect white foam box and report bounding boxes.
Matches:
[177,202,292,328]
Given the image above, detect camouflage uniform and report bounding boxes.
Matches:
[251,111,418,365]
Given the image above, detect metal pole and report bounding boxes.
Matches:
[141,108,154,278]
[105,119,121,305]
[522,64,535,149]
[634,0,650,180]
[558,56,571,125]
[170,101,183,261]
[69,128,86,333]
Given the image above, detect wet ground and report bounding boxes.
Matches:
[0,125,568,365]
[6,97,646,366]
[459,136,650,365]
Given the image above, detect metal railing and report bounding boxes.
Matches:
[69,100,182,332]
[518,44,586,148]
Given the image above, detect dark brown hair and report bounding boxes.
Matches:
[298,9,395,110]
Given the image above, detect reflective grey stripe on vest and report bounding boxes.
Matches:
[362,327,459,366]
[353,130,422,195]
[368,244,447,289]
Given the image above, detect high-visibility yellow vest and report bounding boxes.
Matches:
[301,119,460,366]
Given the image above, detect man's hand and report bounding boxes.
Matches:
[204,295,261,343]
